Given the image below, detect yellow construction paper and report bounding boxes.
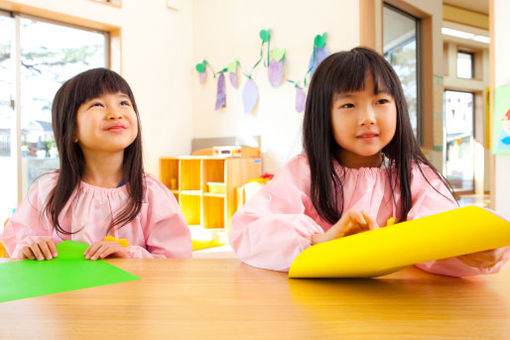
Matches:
[192,239,225,251]
[103,235,129,247]
[289,206,510,278]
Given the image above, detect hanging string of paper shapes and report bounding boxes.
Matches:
[195,30,329,114]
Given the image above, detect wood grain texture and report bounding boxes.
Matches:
[1,258,510,339]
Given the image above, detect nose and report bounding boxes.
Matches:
[359,104,376,126]
[106,107,123,120]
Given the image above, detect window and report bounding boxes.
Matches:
[457,51,474,79]
[383,3,422,141]
[444,90,474,192]
[0,11,109,227]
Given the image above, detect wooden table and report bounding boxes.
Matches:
[1,258,510,339]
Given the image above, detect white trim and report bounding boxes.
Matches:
[15,14,21,204]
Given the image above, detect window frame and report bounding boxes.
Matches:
[383,2,424,144]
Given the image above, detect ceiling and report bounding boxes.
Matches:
[443,0,488,14]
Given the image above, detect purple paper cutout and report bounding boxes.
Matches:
[198,72,207,84]
[295,88,306,113]
[308,45,330,76]
[268,59,284,88]
[242,79,259,114]
[229,72,239,89]
[215,73,226,110]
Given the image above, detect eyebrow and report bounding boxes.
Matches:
[335,90,391,100]
[336,93,355,99]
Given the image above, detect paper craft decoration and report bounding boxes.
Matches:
[196,30,329,113]
[308,33,330,77]
[228,59,240,89]
[195,60,208,83]
[215,73,226,110]
[0,241,140,303]
[242,78,259,113]
[259,29,270,44]
[493,85,510,154]
[268,48,285,88]
[289,206,510,278]
[295,88,306,113]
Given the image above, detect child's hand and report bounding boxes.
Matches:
[312,210,379,244]
[22,238,58,261]
[84,240,128,260]
[457,247,507,268]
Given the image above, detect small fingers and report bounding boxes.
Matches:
[89,244,110,260]
[85,242,102,260]
[22,247,35,260]
[99,246,117,259]
[349,210,367,226]
[48,240,58,258]
[38,240,53,260]
[30,243,44,261]
[362,211,379,230]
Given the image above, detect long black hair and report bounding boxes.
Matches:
[45,68,145,235]
[303,47,454,224]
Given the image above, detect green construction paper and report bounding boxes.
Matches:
[195,61,206,73]
[314,33,327,48]
[271,48,285,62]
[0,241,140,303]
[227,59,239,72]
[259,29,270,43]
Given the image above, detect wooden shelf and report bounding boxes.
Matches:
[203,193,226,198]
[160,156,262,236]
[181,190,202,196]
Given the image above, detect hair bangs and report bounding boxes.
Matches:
[73,68,136,111]
[331,50,396,98]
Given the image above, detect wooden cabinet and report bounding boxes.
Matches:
[160,156,262,241]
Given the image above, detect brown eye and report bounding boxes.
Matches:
[376,99,390,105]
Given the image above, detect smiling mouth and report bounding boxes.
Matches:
[106,126,126,132]
[357,133,379,139]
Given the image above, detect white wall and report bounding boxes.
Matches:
[494,0,510,218]
[2,0,194,177]
[191,0,359,173]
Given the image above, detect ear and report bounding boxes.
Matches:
[74,137,79,143]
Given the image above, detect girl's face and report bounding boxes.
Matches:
[75,91,138,154]
[330,74,397,168]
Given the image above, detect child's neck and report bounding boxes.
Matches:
[338,151,383,169]
[81,151,124,188]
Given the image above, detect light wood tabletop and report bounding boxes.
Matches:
[1,258,510,339]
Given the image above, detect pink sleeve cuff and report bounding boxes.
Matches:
[416,247,510,277]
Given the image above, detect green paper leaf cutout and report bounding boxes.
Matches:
[270,48,285,62]
[195,61,206,73]
[228,59,239,72]
[259,29,271,43]
[314,33,327,48]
